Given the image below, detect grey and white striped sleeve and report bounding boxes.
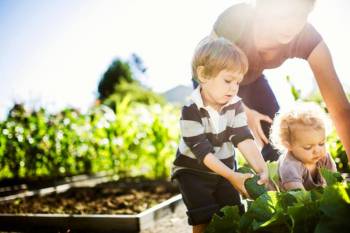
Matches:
[180,105,214,164]
[228,101,254,147]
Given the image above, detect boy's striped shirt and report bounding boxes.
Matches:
[172,87,254,177]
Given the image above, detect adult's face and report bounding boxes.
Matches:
[254,0,314,50]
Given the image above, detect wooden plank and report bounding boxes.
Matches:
[0,194,183,233]
[0,214,139,232]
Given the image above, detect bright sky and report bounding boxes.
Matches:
[0,0,350,119]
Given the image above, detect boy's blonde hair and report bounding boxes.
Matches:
[191,37,248,81]
[270,102,331,152]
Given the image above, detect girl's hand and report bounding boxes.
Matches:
[227,172,254,198]
[244,106,272,147]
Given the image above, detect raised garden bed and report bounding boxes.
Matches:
[0,172,111,197]
[0,177,182,233]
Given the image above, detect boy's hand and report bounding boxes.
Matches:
[227,171,254,198]
[257,169,269,186]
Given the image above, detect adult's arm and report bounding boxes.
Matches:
[308,41,350,162]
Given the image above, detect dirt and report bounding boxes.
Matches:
[0,177,192,233]
[0,178,179,215]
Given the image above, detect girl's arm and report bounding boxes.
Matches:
[283,181,305,191]
[308,41,350,161]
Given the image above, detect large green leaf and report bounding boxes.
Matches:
[319,183,350,221]
[286,190,312,204]
[205,206,241,233]
[315,215,350,233]
[240,191,287,231]
[287,202,320,233]
[245,175,268,200]
[314,183,350,233]
[267,161,280,192]
[320,168,343,186]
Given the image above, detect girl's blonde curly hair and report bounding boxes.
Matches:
[269,102,331,153]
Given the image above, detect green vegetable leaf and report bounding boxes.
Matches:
[245,175,268,199]
[240,191,285,231]
[205,206,241,233]
[314,184,350,232]
[267,161,280,192]
[287,202,320,233]
[287,190,312,204]
[320,168,343,186]
[267,161,279,184]
[237,166,255,174]
[319,183,350,222]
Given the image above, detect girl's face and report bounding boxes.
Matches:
[199,69,243,110]
[286,126,326,166]
[254,1,314,50]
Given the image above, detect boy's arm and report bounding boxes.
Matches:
[237,139,269,185]
[203,153,253,197]
[229,101,269,185]
[180,105,215,163]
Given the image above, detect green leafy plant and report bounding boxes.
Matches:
[0,99,180,181]
[205,169,350,233]
[237,166,267,200]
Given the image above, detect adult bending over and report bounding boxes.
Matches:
[201,0,350,161]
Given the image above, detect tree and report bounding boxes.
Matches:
[97,59,134,101]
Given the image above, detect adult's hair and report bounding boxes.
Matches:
[256,0,316,8]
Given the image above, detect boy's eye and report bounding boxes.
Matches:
[319,143,325,146]
[224,80,231,84]
[303,146,312,150]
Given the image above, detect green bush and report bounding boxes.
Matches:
[0,99,180,181]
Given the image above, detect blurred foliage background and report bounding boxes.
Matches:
[0,57,348,184]
[0,55,179,182]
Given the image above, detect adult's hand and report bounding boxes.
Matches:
[243,104,272,147]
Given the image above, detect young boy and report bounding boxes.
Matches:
[270,102,337,191]
[171,37,269,233]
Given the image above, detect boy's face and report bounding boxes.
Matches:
[287,126,326,166]
[199,69,243,109]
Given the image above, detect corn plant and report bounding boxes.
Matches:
[0,99,180,181]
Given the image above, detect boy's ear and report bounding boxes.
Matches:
[197,66,207,83]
